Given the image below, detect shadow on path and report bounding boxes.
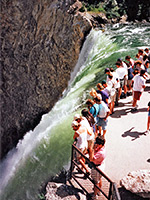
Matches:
[147,158,150,163]
[122,127,146,141]
[144,86,150,92]
[111,107,147,118]
[131,107,147,114]
[110,108,131,118]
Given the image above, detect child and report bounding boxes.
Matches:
[146,101,150,133]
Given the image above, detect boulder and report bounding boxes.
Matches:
[120,170,150,198]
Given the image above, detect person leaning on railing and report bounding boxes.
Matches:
[71,120,90,175]
[90,136,106,199]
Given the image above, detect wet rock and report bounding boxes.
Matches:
[120,170,150,198]
[0,0,92,159]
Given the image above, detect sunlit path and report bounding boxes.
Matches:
[105,80,150,185]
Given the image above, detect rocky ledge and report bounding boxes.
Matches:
[120,170,150,199]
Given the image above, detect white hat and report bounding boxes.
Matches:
[71,121,79,127]
[74,114,81,120]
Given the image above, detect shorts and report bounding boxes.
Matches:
[133,91,142,100]
[97,118,108,130]
[124,76,127,86]
[120,79,124,89]
[110,93,116,102]
[91,163,105,184]
[127,79,132,86]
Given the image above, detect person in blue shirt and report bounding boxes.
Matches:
[86,99,99,138]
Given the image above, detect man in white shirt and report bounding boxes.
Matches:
[132,69,146,111]
[115,61,128,99]
[105,67,120,106]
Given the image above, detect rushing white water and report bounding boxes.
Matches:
[0,29,106,195]
[0,23,150,200]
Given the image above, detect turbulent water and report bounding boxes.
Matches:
[0,23,150,200]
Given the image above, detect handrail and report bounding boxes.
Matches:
[69,143,121,200]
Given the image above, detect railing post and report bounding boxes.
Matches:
[69,144,74,179]
[108,182,112,200]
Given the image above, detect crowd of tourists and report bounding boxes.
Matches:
[71,48,150,199]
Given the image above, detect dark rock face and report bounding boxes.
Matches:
[123,0,150,21]
[0,0,92,159]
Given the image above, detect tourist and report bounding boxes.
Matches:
[90,88,98,98]
[102,79,116,115]
[146,101,150,134]
[125,55,135,68]
[135,53,140,60]
[81,109,95,128]
[94,96,110,138]
[106,67,120,106]
[86,99,99,137]
[143,54,148,65]
[134,60,145,72]
[96,83,109,105]
[144,61,150,72]
[86,99,99,119]
[144,48,150,61]
[117,58,128,98]
[74,114,94,161]
[144,48,149,56]
[126,62,134,96]
[72,120,90,174]
[132,69,146,111]
[115,61,127,99]
[138,49,144,63]
[91,136,106,199]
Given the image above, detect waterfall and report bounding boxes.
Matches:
[0,23,150,200]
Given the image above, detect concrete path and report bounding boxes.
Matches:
[69,79,150,200]
[105,80,150,187]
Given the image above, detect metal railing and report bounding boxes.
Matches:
[69,143,121,200]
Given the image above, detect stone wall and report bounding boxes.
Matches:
[0,0,92,159]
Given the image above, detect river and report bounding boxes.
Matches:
[0,23,150,200]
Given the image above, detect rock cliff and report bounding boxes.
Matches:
[0,0,92,159]
[1,0,150,160]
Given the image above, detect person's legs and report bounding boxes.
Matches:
[132,91,142,109]
[123,85,127,96]
[111,101,115,113]
[88,140,94,161]
[109,102,112,114]
[98,126,102,136]
[102,119,107,137]
[79,157,89,173]
[102,129,107,137]
[132,98,137,107]
[118,87,122,99]
[115,88,119,106]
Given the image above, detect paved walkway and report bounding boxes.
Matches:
[69,80,150,199]
[105,79,150,187]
